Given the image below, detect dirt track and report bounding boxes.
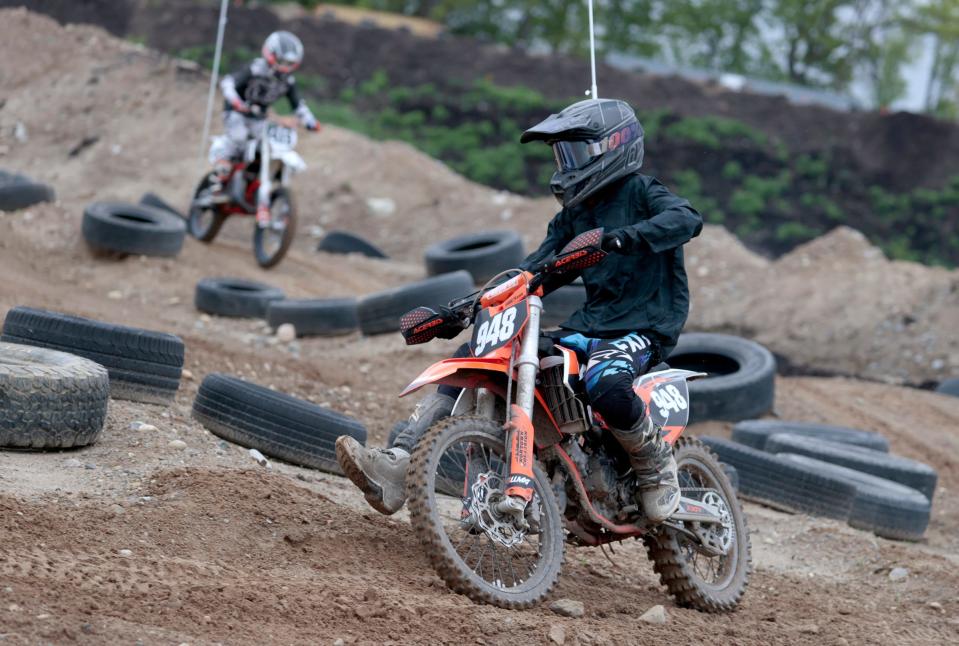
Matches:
[2,9,959,645]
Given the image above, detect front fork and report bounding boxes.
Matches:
[256,135,272,226]
[502,295,542,505]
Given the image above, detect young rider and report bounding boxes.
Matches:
[207,31,319,203]
[337,98,703,524]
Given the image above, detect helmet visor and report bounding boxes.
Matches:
[552,140,603,172]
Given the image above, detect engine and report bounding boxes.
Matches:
[561,434,639,524]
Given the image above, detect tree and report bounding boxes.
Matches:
[904,0,959,116]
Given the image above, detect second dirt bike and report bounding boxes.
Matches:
[397,228,751,611]
[189,116,303,268]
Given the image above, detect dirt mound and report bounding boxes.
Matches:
[688,227,959,383]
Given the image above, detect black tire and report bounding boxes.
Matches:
[731,420,889,453]
[81,202,186,258]
[935,378,959,397]
[765,433,937,501]
[700,436,856,521]
[779,454,931,541]
[266,298,358,337]
[424,230,525,284]
[387,420,407,448]
[668,333,776,423]
[192,373,366,474]
[357,271,474,336]
[721,463,740,492]
[406,416,565,608]
[2,306,183,405]
[188,176,227,243]
[194,278,285,318]
[0,342,109,448]
[317,230,387,259]
[541,280,586,328]
[0,171,55,211]
[253,187,297,269]
[140,192,185,219]
[645,436,751,612]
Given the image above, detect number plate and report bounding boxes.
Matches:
[634,370,693,430]
[470,300,528,356]
[267,124,297,151]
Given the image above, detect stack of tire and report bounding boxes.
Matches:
[701,420,937,541]
[0,306,186,449]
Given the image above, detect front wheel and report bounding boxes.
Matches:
[253,187,297,269]
[406,416,564,609]
[188,175,227,243]
[644,436,751,612]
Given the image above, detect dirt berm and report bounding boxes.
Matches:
[0,10,958,645]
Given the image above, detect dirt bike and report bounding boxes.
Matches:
[397,228,751,611]
[189,113,303,269]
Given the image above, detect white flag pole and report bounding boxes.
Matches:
[587,0,598,100]
[200,0,230,160]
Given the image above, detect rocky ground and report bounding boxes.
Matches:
[1,9,959,645]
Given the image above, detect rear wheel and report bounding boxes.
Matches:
[645,436,751,612]
[406,416,564,609]
[188,175,227,242]
[253,187,296,268]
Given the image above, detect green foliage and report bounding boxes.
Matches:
[664,116,767,149]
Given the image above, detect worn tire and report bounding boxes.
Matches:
[82,201,186,258]
[387,420,407,448]
[645,436,751,612]
[721,463,740,492]
[192,373,366,474]
[0,171,55,211]
[731,420,889,453]
[358,271,474,335]
[541,280,586,328]
[194,277,285,318]
[317,230,387,258]
[779,454,930,541]
[700,436,856,520]
[935,378,959,397]
[140,192,185,219]
[266,298,358,337]
[668,333,776,423]
[0,342,109,448]
[406,416,564,608]
[2,306,183,405]
[425,230,525,285]
[765,433,937,500]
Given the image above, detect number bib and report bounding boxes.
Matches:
[470,301,528,356]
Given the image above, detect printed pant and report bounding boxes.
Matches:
[550,331,660,429]
[207,111,265,164]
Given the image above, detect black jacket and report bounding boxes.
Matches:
[520,173,702,354]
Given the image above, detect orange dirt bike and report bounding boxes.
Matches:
[398,228,750,610]
[189,114,303,268]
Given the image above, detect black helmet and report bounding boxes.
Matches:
[521,99,644,208]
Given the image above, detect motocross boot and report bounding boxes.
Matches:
[608,416,680,523]
[335,436,410,515]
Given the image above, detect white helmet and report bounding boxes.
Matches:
[262,31,304,74]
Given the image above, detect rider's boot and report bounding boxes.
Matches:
[335,436,410,515]
[608,416,680,523]
[208,159,232,201]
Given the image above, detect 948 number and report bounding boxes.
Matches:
[472,307,518,355]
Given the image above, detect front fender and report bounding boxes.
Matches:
[400,357,564,449]
[399,357,511,397]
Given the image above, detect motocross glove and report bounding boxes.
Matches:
[601,231,625,252]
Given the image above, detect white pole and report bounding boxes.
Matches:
[587,0,598,100]
[200,0,230,160]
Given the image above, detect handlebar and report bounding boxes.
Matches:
[400,228,607,345]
